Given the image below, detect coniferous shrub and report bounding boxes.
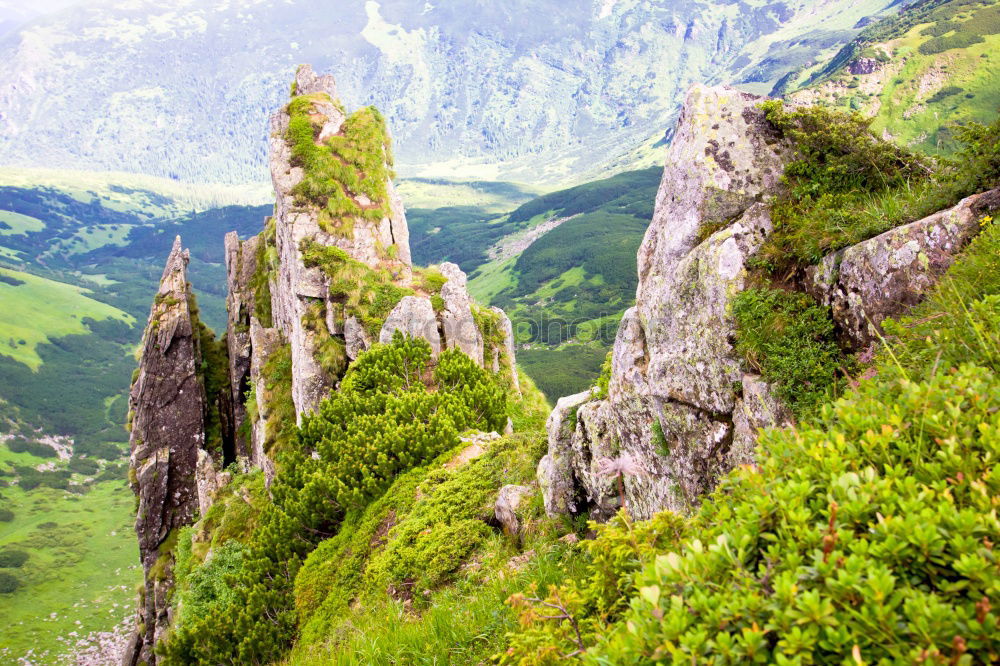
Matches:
[159,334,509,664]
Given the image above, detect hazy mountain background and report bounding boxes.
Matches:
[0,0,896,187]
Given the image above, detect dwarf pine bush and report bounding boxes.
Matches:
[159,334,508,664]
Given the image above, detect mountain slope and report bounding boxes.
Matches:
[0,0,896,187]
[782,0,1000,154]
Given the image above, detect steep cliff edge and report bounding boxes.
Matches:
[123,65,519,663]
[123,237,208,665]
[538,84,998,522]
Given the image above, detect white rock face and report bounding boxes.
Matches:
[439,262,484,366]
[539,85,792,520]
[379,296,442,355]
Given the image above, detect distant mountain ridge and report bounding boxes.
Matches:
[0,0,896,187]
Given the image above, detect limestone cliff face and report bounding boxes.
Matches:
[124,237,207,666]
[538,86,793,521]
[123,65,519,661]
[269,64,412,419]
[537,84,995,522]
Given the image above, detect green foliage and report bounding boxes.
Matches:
[0,508,13,522]
[300,238,413,338]
[732,287,844,416]
[174,540,246,628]
[261,343,295,455]
[927,85,964,104]
[592,352,612,400]
[286,93,394,237]
[250,220,276,327]
[158,336,511,664]
[189,289,231,458]
[518,345,608,402]
[504,197,1000,664]
[500,511,687,664]
[758,101,1000,270]
[302,300,347,378]
[0,548,29,568]
[301,336,507,509]
[0,571,20,594]
[6,438,57,458]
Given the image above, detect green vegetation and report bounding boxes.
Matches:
[286,93,394,238]
[300,238,413,338]
[501,209,1000,665]
[0,267,133,370]
[758,101,1000,271]
[0,210,45,236]
[518,346,609,403]
[732,287,844,416]
[158,335,511,663]
[789,0,1000,157]
[0,482,139,662]
[260,343,296,456]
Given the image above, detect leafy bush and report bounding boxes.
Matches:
[927,85,964,104]
[500,511,687,664]
[68,456,100,475]
[0,549,28,568]
[0,571,19,594]
[0,508,13,522]
[732,287,844,416]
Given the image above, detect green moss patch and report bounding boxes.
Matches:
[286,94,394,238]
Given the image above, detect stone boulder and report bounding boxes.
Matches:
[439,262,484,366]
[379,296,442,355]
[495,485,534,536]
[807,188,1000,347]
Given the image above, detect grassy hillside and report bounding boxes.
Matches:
[783,0,1000,155]
[461,168,661,401]
[0,181,269,664]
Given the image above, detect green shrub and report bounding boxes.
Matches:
[500,511,687,664]
[0,549,28,568]
[592,352,613,400]
[0,571,19,594]
[732,287,844,416]
[6,438,57,458]
[159,335,511,664]
[927,85,964,104]
[68,456,100,475]
[174,540,246,628]
[0,508,13,522]
[919,31,984,54]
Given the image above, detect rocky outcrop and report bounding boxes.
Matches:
[223,231,259,461]
[269,64,412,419]
[849,57,881,75]
[539,85,792,520]
[195,449,230,516]
[124,237,207,665]
[439,262,484,366]
[491,307,520,394]
[495,485,534,536]
[379,296,442,354]
[248,318,281,485]
[807,188,1000,347]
